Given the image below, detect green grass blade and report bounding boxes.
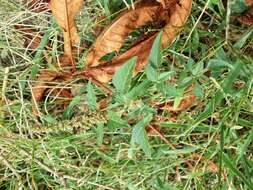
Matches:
[222,153,253,189]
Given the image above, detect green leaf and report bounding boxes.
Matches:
[231,0,249,14]
[222,153,253,189]
[196,61,243,122]
[233,26,253,49]
[32,19,53,79]
[173,96,183,110]
[107,111,130,130]
[63,96,82,119]
[238,127,253,161]
[207,59,233,71]
[222,61,243,93]
[145,31,163,82]
[125,80,152,100]
[130,114,153,158]
[192,62,204,76]
[43,114,57,125]
[31,64,40,79]
[96,150,117,164]
[158,71,176,82]
[112,57,137,94]
[162,146,199,155]
[87,81,97,110]
[193,83,204,98]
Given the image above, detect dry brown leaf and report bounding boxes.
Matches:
[15,25,43,50]
[86,0,192,83]
[246,0,253,7]
[159,95,196,112]
[49,0,83,61]
[32,70,60,103]
[31,0,85,113]
[86,1,167,67]
[31,70,72,115]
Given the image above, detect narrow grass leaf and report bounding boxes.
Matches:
[63,95,81,119]
[196,61,243,122]
[32,20,53,79]
[162,146,199,155]
[222,152,253,189]
[238,127,253,161]
[96,150,117,164]
[233,26,253,49]
[222,60,243,92]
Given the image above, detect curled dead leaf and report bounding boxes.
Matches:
[86,1,168,67]
[49,0,83,64]
[15,25,43,50]
[49,0,83,45]
[31,70,72,115]
[86,0,192,83]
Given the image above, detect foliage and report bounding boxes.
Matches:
[0,0,253,189]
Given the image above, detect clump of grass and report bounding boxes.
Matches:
[0,0,253,189]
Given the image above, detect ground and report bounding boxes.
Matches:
[0,0,253,189]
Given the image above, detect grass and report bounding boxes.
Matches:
[0,0,253,189]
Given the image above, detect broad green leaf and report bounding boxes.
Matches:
[207,59,231,70]
[107,111,129,130]
[145,31,163,82]
[87,81,97,110]
[112,57,137,94]
[193,83,204,98]
[192,62,204,76]
[125,80,152,100]
[130,114,153,158]
[222,61,243,93]
[158,71,176,82]
[196,91,223,122]
[179,76,192,88]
